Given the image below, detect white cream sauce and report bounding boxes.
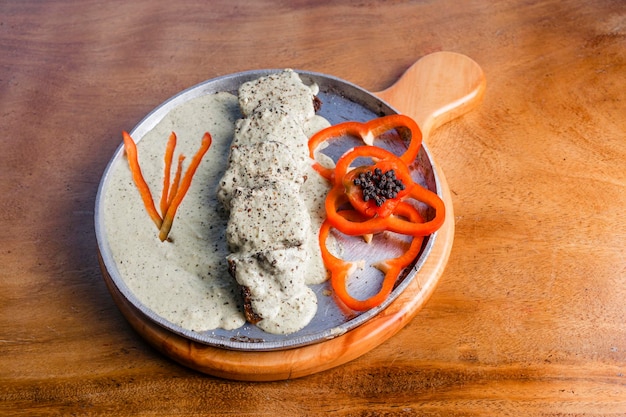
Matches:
[103,82,331,334]
[220,70,329,334]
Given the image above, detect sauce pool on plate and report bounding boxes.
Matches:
[103,78,331,334]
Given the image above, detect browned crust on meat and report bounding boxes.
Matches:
[240,286,263,324]
[227,258,263,325]
[313,95,322,113]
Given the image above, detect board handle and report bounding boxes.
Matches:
[375,51,486,140]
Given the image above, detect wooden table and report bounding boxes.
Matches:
[1,0,624,414]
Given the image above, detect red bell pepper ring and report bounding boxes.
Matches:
[308,114,422,181]
[309,114,446,311]
[342,154,413,218]
[319,203,425,311]
[326,146,445,236]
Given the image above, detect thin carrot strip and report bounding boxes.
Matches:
[160,132,177,216]
[122,131,163,229]
[159,132,212,241]
[167,154,185,207]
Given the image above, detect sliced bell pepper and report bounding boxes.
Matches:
[338,146,413,219]
[324,145,445,237]
[122,131,212,242]
[309,114,445,311]
[319,202,425,311]
[308,114,422,181]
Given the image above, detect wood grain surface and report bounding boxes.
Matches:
[1,0,625,415]
[97,51,484,382]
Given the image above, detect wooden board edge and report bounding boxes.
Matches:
[98,160,454,381]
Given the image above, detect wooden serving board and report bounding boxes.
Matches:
[99,51,485,381]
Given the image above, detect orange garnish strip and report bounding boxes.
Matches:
[122,131,163,229]
[159,132,212,241]
[122,131,212,242]
[167,154,185,207]
[159,132,177,216]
